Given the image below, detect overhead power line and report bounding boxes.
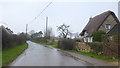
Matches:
[27,0,53,25]
[35,1,53,19]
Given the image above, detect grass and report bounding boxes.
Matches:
[32,40,56,46]
[0,51,2,67]
[32,40,59,49]
[39,42,55,45]
[2,43,28,67]
[52,45,58,48]
[66,50,119,61]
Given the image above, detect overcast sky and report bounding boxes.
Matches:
[0,0,119,36]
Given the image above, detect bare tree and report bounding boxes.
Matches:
[57,24,70,38]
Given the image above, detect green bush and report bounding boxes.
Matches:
[86,42,103,55]
[92,30,106,42]
[58,39,75,50]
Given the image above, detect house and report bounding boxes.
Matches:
[107,23,120,34]
[106,23,120,41]
[103,23,120,57]
[80,11,120,42]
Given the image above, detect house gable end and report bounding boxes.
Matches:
[98,13,119,33]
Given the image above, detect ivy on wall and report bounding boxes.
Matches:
[92,30,106,42]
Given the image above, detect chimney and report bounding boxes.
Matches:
[89,16,92,20]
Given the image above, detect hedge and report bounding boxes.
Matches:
[2,26,26,50]
[86,42,103,55]
[92,30,106,42]
[58,39,75,50]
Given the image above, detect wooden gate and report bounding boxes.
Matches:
[103,42,119,57]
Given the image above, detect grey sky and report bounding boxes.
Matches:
[0,1,119,36]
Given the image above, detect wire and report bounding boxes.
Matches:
[35,1,53,19]
[27,0,53,25]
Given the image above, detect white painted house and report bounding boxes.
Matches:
[80,10,119,42]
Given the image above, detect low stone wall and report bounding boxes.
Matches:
[74,40,119,58]
[74,42,91,52]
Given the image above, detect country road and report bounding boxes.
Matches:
[10,41,93,66]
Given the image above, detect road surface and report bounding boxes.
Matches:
[10,41,93,66]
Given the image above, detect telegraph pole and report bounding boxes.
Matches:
[26,24,28,40]
[46,17,48,37]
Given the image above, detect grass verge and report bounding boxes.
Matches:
[32,40,59,49]
[32,40,56,46]
[0,51,2,67]
[32,41,119,61]
[2,43,28,67]
[66,50,119,61]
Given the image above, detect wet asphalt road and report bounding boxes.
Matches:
[10,41,93,66]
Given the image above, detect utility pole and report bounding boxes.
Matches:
[118,1,120,21]
[26,24,28,40]
[46,17,48,37]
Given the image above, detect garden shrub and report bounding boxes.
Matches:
[92,30,106,42]
[58,39,75,50]
[86,42,103,55]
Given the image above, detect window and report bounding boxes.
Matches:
[109,36,113,41]
[105,24,111,30]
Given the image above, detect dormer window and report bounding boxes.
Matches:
[105,24,111,30]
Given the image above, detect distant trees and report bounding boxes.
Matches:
[31,28,55,43]
[31,31,43,38]
[39,31,43,37]
[57,24,70,39]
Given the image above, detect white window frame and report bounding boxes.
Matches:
[105,24,111,30]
